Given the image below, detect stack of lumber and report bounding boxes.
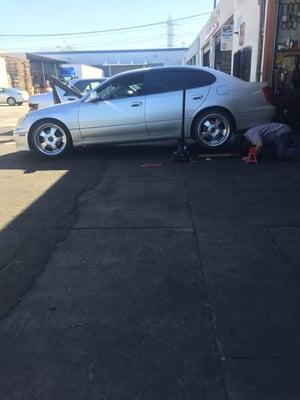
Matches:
[5,55,33,94]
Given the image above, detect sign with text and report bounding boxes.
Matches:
[205,8,220,42]
[221,25,233,51]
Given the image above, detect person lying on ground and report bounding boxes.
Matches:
[241,123,300,160]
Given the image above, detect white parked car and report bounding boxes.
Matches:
[28,78,106,110]
[0,87,29,106]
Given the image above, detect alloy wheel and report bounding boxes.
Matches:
[197,113,230,148]
[33,123,67,156]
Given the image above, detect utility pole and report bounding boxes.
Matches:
[167,15,175,48]
[213,0,217,9]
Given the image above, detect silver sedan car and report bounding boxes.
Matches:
[14,66,275,157]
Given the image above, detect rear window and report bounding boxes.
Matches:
[147,70,186,94]
[187,70,216,89]
[146,69,216,95]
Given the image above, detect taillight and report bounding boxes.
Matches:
[29,103,38,111]
[263,87,272,104]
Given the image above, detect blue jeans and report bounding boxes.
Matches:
[274,132,300,160]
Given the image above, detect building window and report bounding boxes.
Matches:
[203,51,210,67]
[187,55,197,65]
[233,47,252,81]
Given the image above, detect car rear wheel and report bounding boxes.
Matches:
[30,120,72,158]
[7,97,16,106]
[193,109,233,150]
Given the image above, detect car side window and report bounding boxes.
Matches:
[146,70,186,95]
[74,81,92,95]
[0,88,5,93]
[90,81,101,90]
[187,70,216,89]
[99,73,145,101]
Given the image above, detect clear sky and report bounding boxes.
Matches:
[0,0,216,52]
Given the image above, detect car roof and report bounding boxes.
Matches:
[106,66,223,83]
[114,65,210,76]
[114,65,250,87]
[84,65,247,94]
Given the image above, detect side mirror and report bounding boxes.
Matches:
[86,91,99,103]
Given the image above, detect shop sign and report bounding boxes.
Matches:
[205,8,220,41]
[221,25,233,51]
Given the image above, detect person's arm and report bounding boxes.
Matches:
[242,143,262,161]
[255,143,263,155]
[245,128,263,152]
[242,129,263,160]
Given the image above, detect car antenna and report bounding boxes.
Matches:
[172,88,191,162]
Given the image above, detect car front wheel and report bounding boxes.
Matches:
[7,97,16,106]
[30,120,72,158]
[193,109,233,150]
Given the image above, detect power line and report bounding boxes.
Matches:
[0,11,211,38]
[0,16,209,43]
[1,31,200,52]
[0,17,209,46]
[0,35,170,52]
[0,24,167,43]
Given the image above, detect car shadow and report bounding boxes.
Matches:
[0,136,243,320]
[0,141,185,318]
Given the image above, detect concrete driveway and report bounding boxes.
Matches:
[0,104,28,143]
[0,131,300,398]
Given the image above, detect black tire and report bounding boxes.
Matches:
[7,97,16,106]
[193,108,234,150]
[17,102,23,106]
[29,119,73,158]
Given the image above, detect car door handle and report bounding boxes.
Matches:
[193,95,204,100]
[131,101,143,107]
[67,97,76,101]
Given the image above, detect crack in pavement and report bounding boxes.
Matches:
[264,226,292,265]
[0,159,108,322]
[181,167,230,400]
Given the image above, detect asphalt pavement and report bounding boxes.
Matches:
[1,114,300,399]
[0,104,28,143]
